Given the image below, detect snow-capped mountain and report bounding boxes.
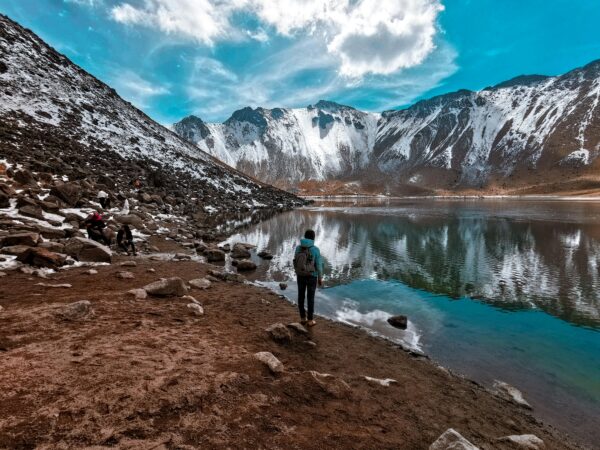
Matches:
[175,61,600,195]
[0,14,302,223]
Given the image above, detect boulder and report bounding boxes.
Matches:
[187,303,204,316]
[387,315,408,330]
[257,250,273,260]
[492,381,531,409]
[0,183,16,196]
[205,248,225,262]
[17,247,67,268]
[279,282,288,290]
[116,271,135,279]
[236,260,257,271]
[144,277,188,297]
[114,214,144,229]
[50,182,80,206]
[57,300,93,321]
[231,243,251,259]
[189,278,211,290]
[0,232,40,248]
[207,269,245,283]
[1,245,32,257]
[266,323,292,343]
[254,351,284,374]
[429,429,480,450]
[19,205,44,220]
[127,288,148,300]
[219,243,231,253]
[0,192,9,208]
[36,226,66,240]
[13,169,37,186]
[498,435,544,449]
[64,237,112,263]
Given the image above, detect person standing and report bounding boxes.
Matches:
[97,190,110,209]
[293,229,324,327]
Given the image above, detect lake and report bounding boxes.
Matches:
[226,199,600,445]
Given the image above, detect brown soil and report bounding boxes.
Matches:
[0,256,586,449]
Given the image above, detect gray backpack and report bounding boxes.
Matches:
[294,246,316,276]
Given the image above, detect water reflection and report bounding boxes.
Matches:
[230,200,600,329]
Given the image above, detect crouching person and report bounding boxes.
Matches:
[117,224,136,256]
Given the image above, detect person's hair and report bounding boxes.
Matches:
[304,229,315,240]
[123,224,130,231]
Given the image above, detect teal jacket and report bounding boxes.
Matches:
[295,238,324,278]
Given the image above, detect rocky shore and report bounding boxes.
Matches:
[0,221,587,450]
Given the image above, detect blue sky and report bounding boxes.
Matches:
[1,0,599,124]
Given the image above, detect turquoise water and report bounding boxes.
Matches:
[227,199,600,444]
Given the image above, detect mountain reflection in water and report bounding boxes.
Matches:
[231,199,600,329]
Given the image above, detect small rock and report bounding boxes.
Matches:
[36,283,72,288]
[144,277,188,297]
[85,269,98,275]
[254,351,284,374]
[429,429,480,450]
[174,253,192,260]
[206,275,220,282]
[147,268,156,273]
[493,381,531,409]
[387,315,408,330]
[498,435,544,449]
[0,305,4,313]
[0,271,6,277]
[266,323,292,343]
[218,243,231,252]
[57,300,93,320]
[119,261,137,267]
[279,282,288,290]
[181,295,201,304]
[189,278,211,290]
[364,376,397,387]
[187,303,204,316]
[127,288,147,300]
[236,260,257,271]
[308,371,351,399]
[116,271,135,279]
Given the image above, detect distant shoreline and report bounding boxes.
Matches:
[302,194,600,201]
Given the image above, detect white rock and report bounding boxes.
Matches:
[364,376,397,386]
[116,271,135,279]
[429,429,480,450]
[499,435,545,449]
[182,295,201,304]
[493,381,531,408]
[187,303,204,316]
[0,271,7,277]
[254,351,284,374]
[85,269,98,275]
[189,278,212,290]
[127,288,147,300]
[0,305,4,313]
[144,277,188,297]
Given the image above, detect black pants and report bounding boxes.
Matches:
[99,197,110,208]
[119,240,136,255]
[297,275,317,320]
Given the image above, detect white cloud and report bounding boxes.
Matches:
[111,70,170,108]
[110,0,444,77]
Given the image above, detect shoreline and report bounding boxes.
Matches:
[0,251,588,449]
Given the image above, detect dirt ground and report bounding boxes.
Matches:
[0,256,587,450]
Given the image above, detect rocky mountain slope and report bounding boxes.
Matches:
[175,61,600,195]
[0,14,304,234]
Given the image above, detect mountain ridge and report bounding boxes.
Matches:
[175,59,600,195]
